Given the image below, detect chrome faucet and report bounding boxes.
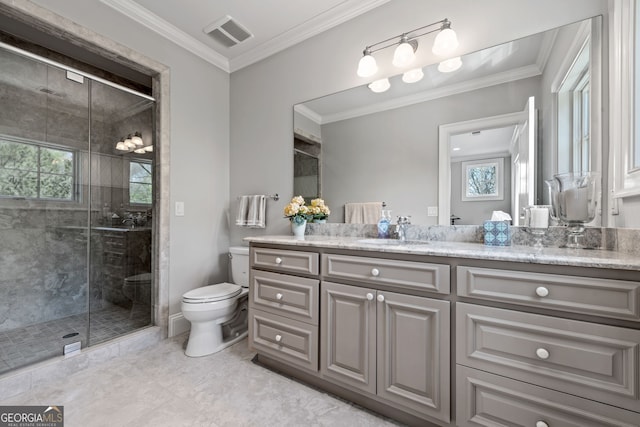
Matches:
[395,216,411,242]
[122,214,135,228]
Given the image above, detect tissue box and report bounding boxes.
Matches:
[483,220,511,246]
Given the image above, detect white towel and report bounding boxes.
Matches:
[344,202,383,224]
[236,195,266,228]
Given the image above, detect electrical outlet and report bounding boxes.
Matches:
[427,206,438,217]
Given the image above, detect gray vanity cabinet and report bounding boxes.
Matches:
[320,264,451,423]
[455,265,640,426]
[248,248,320,372]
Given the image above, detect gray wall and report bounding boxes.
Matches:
[320,78,539,224]
[230,0,609,244]
[29,0,231,318]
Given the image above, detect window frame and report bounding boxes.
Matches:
[0,134,79,203]
[128,158,153,207]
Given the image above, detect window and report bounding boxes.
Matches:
[129,160,152,205]
[461,158,504,201]
[557,39,590,174]
[0,137,76,201]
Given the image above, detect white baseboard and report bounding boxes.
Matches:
[168,312,190,337]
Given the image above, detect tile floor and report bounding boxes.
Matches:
[0,304,151,375]
[0,334,401,427]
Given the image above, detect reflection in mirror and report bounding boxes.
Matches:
[294,16,603,225]
[293,132,321,203]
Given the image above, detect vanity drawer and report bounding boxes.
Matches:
[456,302,640,412]
[456,365,640,427]
[321,253,450,294]
[248,308,318,372]
[457,266,640,321]
[250,269,319,324]
[251,247,319,275]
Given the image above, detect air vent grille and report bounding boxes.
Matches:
[204,15,253,47]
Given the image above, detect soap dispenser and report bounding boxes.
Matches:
[377,209,391,238]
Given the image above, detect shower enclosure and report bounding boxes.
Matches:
[0,42,155,375]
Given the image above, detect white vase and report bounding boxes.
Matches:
[291,220,306,238]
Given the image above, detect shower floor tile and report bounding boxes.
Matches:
[0,304,151,375]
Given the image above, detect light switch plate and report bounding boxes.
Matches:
[175,201,185,216]
[427,206,438,217]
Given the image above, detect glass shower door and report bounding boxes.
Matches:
[0,46,90,373]
[87,80,154,345]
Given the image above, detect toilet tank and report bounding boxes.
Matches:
[229,246,250,287]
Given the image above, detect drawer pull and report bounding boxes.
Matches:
[377,294,385,302]
[535,421,549,427]
[371,268,380,277]
[275,293,283,301]
[535,286,549,297]
[535,348,550,360]
[366,293,374,301]
[275,334,282,343]
[275,257,283,265]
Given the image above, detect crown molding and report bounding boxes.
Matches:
[100,0,390,73]
[294,104,323,125]
[229,0,391,72]
[321,64,542,124]
[100,0,230,72]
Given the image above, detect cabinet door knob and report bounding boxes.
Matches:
[377,294,385,302]
[371,268,380,277]
[535,348,550,360]
[535,286,549,297]
[366,293,374,300]
[275,257,283,264]
[535,421,549,427]
[275,334,282,342]
[276,293,283,300]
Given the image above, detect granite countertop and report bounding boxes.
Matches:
[244,235,640,271]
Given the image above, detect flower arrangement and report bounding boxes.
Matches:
[309,198,330,221]
[283,196,310,225]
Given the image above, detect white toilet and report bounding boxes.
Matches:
[181,246,250,357]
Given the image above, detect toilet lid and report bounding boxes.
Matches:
[182,283,241,303]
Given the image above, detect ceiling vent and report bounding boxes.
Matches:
[203,15,253,48]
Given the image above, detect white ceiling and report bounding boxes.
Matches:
[99,0,390,73]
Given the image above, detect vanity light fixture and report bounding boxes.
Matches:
[368,78,391,93]
[357,18,458,78]
[114,131,152,154]
[438,56,462,73]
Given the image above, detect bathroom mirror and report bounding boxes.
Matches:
[293,16,604,225]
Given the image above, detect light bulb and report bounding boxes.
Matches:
[392,37,416,68]
[357,51,378,77]
[402,68,424,83]
[368,78,390,93]
[131,132,143,146]
[115,139,128,151]
[438,56,462,73]
[124,134,135,148]
[432,27,459,56]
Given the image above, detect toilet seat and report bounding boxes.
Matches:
[182,283,241,304]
